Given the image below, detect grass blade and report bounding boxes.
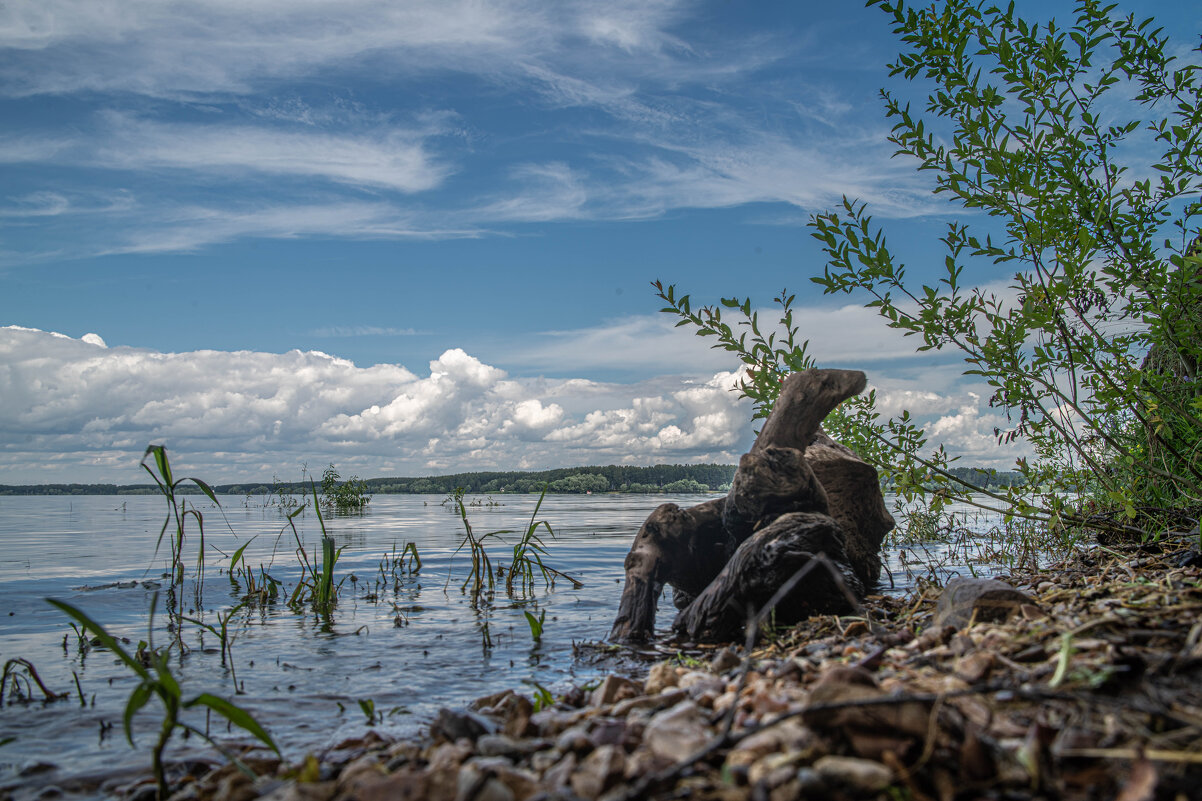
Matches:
[186,693,280,755]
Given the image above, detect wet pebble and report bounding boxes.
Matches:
[813,755,894,795]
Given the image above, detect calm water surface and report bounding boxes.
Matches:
[0,492,1008,794]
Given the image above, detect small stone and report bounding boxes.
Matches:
[933,578,1035,629]
[554,722,592,753]
[476,734,539,759]
[336,753,384,788]
[749,751,801,788]
[726,720,810,769]
[569,744,626,800]
[769,779,801,801]
[338,767,428,801]
[956,650,996,683]
[541,753,576,790]
[711,646,741,674]
[464,759,539,801]
[590,674,642,707]
[611,688,687,717]
[623,747,672,781]
[813,756,894,795]
[587,718,626,748]
[494,692,535,738]
[643,661,682,695]
[679,672,725,699]
[255,782,337,801]
[430,708,498,743]
[530,707,585,737]
[795,767,826,795]
[643,700,710,762]
[428,742,473,772]
[456,764,515,801]
[529,749,561,773]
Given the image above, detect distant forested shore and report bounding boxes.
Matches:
[0,463,1024,496]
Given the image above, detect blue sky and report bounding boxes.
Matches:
[1,0,1197,484]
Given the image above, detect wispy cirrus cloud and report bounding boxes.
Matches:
[91,113,452,193]
[0,0,690,99]
[0,0,940,263]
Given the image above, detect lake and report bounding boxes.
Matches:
[0,491,1009,795]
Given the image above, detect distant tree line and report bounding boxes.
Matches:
[254,464,738,496]
[945,467,1025,489]
[0,483,162,496]
[0,462,1027,496]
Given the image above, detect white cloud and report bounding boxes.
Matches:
[96,201,484,255]
[0,326,758,483]
[0,289,1038,483]
[0,0,686,99]
[0,0,945,262]
[493,303,945,377]
[90,114,451,193]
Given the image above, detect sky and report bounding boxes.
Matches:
[1,0,1198,485]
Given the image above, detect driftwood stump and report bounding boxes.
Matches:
[609,369,894,643]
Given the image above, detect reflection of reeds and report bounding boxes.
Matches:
[1,658,63,705]
[184,601,247,693]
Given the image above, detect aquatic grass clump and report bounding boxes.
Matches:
[370,541,422,599]
[447,486,581,607]
[48,595,278,800]
[227,539,281,605]
[381,541,422,577]
[285,483,345,613]
[505,487,582,596]
[141,445,221,600]
[447,491,502,604]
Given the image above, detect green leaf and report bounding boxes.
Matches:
[186,693,280,755]
[123,682,154,745]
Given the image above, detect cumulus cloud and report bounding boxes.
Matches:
[0,326,755,483]
[0,312,1032,484]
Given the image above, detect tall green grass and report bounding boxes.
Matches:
[141,445,220,595]
[285,482,344,613]
[48,595,278,800]
[504,487,582,596]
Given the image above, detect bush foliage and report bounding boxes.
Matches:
[661,0,1201,539]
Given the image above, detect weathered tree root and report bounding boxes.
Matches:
[609,368,894,643]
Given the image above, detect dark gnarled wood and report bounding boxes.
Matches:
[722,445,828,544]
[752,369,867,453]
[609,368,893,644]
[672,512,863,643]
[804,431,894,587]
[608,498,727,642]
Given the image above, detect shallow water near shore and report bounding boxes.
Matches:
[0,492,1009,794]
